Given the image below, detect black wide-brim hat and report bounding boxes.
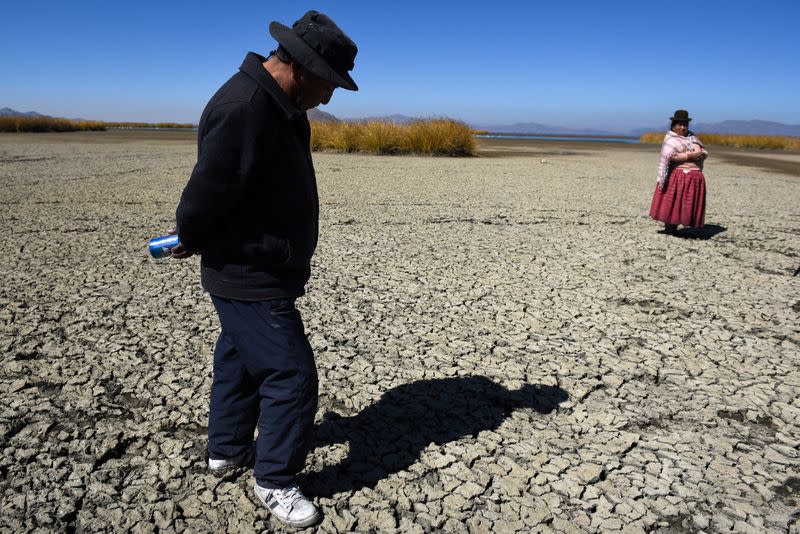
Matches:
[269,10,358,91]
[670,109,692,122]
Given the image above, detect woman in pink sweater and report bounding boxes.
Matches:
[649,109,709,234]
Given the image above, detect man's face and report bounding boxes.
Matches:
[293,67,336,111]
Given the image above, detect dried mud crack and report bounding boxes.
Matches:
[0,132,798,533]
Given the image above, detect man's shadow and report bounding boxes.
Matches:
[301,376,569,497]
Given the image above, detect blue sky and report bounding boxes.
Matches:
[2,1,798,131]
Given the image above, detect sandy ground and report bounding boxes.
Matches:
[0,131,798,533]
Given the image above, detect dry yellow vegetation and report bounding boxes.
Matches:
[104,122,195,129]
[640,131,800,151]
[311,119,477,156]
[0,117,195,133]
[0,117,200,133]
[0,117,106,132]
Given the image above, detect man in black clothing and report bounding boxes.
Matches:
[170,10,357,528]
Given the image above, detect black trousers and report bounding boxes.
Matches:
[208,295,318,488]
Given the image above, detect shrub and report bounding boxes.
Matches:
[640,131,800,151]
[310,119,477,156]
[104,122,195,128]
[0,116,106,132]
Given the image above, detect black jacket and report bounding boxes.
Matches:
[176,52,319,300]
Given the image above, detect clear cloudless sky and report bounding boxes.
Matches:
[1,0,798,132]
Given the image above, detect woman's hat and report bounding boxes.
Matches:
[269,10,358,91]
[670,109,692,122]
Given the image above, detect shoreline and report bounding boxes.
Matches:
[1,130,799,177]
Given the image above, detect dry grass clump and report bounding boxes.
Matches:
[313,121,366,152]
[639,132,664,144]
[311,119,477,156]
[640,131,800,151]
[0,117,195,133]
[0,117,106,132]
[105,122,195,129]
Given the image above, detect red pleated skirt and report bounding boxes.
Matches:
[650,168,706,228]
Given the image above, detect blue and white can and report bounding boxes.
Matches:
[148,234,180,259]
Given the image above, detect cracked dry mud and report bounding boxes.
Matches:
[1,132,798,533]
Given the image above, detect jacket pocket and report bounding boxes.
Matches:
[242,234,291,265]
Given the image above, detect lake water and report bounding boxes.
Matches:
[476,134,640,144]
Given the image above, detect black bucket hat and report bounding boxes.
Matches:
[269,10,358,91]
[670,109,692,122]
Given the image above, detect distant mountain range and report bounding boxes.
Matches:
[474,121,627,136]
[3,107,798,136]
[477,119,800,137]
[306,108,338,122]
[1,106,335,126]
[0,107,46,118]
[348,114,423,124]
[345,115,800,137]
[680,120,800,137]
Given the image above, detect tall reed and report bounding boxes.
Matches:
[640,131,800,151]
[0,117,106,133]
[104,122,195,129]
[0,117,197,133]
[311,119,477,156]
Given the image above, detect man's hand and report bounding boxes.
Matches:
[167,227,195,259]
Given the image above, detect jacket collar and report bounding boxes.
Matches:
[239,52,304,120]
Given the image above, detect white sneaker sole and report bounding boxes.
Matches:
[207,448,254,473]
[253,483,321,528]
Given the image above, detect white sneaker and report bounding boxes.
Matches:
[254,482,321,528]
[207,447,254,473]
